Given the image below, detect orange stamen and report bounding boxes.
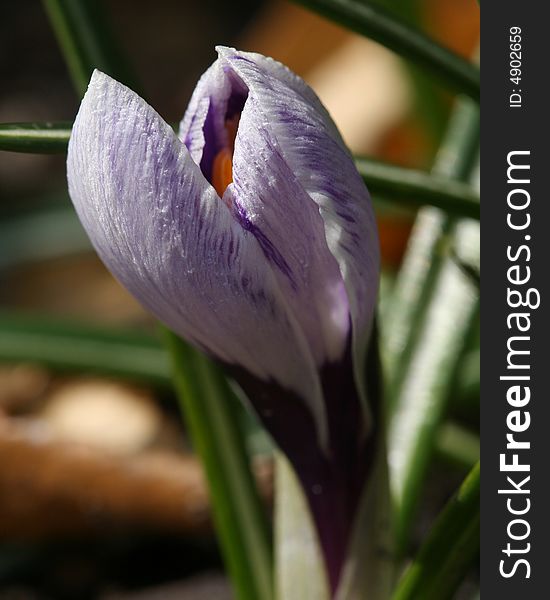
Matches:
[212,147,233,198]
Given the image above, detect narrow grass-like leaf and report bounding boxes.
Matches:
[369,0,448,141]
[163,331,273,600]
[453,348,479,416]
[383,100,479,385]
[385,98,480,555]
[0,122,71,153]
[434,423,479,471]
[0,312,170,386]
[389,235,478,553]
[356,158,479,219]
[392,463,480,600]
[42,0,140,97]
[291,0,479,100]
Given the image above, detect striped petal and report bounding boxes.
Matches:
[221,48,380,399]
[67,70,327,443]
[180,47,380,418]
[176,49,381,587]
[68,58,382,590]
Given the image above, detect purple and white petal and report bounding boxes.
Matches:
[217,47,379,417]
[227,97,351,369]
[67,70,329,444]
[178,53,352,371]
[176,44,380,429]
[179,60,248,183]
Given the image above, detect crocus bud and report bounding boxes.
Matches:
[67,46,380,591]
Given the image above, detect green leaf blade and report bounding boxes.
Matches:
[356,157,480,220]
[0,312,171,387]
[291,0,479,101]
[42,0,140,97]
[163,331,273,600]
[0,122,72,153]
[384,98,480,555]
[392,463,480,600]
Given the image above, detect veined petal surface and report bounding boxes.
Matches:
[67,70,327,442]
[180,47,380,419]
[69,55,383,592]
[220,48,380,396]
